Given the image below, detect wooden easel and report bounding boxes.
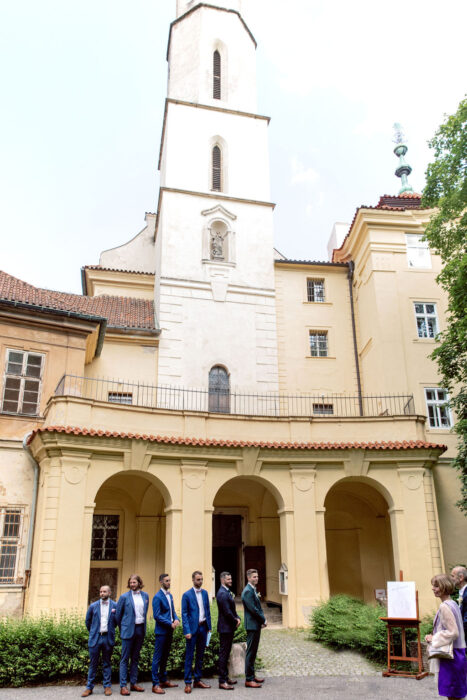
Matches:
[380,572,428,680]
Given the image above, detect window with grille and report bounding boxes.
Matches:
[213,50,221,99]
[108,392,133,405]
[307,278,325,302]
[425,388,452,429]
[2,350,44,415]
[414,303,438,338]
[212,145,222,191]
[208,365,230,413]
[309,331,328,357]
[0,508,23,583]
[91,514,120,561]
[406,234,431,269]
[312,403,334,415]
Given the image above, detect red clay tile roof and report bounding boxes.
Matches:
[332,194,428,262]
[28,426,447,452]
[0,270,156,331]
[83,266,154,276]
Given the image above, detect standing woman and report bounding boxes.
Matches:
[425,574,467,700]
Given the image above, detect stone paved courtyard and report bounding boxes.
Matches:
[258,627,380,676]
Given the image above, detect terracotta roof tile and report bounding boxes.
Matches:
[29,426,447,453]
[0,270,156,331]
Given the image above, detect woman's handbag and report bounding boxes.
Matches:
[428,641,454,660]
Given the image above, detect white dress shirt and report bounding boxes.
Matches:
[100,599,110,633]
[132,590,145,624]
[193,587,206,623]
[162,588,173,622]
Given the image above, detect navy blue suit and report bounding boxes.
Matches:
[181,588,211,684]
[151,589,179,685]
[216,586,240,684]
[115,590,149,687]
[85,598,117,690]
[460,586,467,644]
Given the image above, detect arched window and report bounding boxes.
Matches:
[212,145,222,191]
[208,365,230,413]
[213,50,221,99]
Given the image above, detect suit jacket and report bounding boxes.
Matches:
[181,587,212,636]
[85,598,117,647]
[216,586,240,634]
[241,584,265,631]
[115,589,150,640]
[460,586,467,628]
[153,589,179,635]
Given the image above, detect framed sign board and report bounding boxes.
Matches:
[387,581,417,619]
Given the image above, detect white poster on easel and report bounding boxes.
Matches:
[387,581,417,618]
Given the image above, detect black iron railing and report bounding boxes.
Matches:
[54,375,416,419]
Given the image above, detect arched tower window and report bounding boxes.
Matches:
[208,365,230,413]
[213,50,221,99]
[212,145,222,191]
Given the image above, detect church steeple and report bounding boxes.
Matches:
[176,0,243,17]
[393,123,414,195]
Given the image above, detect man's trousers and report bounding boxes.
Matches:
[86,634,113,689]
[218,631,235,684]
[184,622,208,684]
[245,629,261,682]
[120,623,145,687]
[152,630,174,685]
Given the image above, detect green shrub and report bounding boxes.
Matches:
[310,595,435,664]
[0,605,246,688]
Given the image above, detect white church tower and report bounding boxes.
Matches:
[155,1,279,397]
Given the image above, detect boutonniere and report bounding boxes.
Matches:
[111,608,116,613]
[230,591,235,600]
[256,591,261,600]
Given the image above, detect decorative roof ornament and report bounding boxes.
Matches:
[392,123,414,194]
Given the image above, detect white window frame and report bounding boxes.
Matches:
[424,388,452,429]
[414,302,439,338]
[406,234,431,269]
[108,392,133,405]
[0,507,23,584]
[309,331,328,357]
[307,278,325,303]
[2,349,45,415]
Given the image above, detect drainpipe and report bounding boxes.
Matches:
[22,432,39,600]
[347,262,363,416]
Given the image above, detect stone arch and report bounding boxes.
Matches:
[90,467,173,511]
[324,476,395,603]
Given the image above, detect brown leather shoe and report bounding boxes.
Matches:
[184,686,192,694]
[253,678,265,683]
[245,681,262,688]
[218,682,234,690]
[160,682,178,688]
[193,681,211,689]
[152,687,165,695]
[227,679,237,685]
[81,691,92,697]
[120,690,130,697]
[104,690,112,697]
[130,686,145,693]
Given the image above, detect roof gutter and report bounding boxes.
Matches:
[22,432,39,603]
[347,262,363,416]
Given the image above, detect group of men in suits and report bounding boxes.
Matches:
[82,568,267,696]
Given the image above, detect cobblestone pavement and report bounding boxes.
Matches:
[258,627,381,676]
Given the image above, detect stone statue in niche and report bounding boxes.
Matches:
[210,229,226,260]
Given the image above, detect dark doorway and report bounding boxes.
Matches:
[88,567,118,604]
[213,514,242,594]
[244,546,266,598]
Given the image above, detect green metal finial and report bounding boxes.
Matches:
[392,122,414,194]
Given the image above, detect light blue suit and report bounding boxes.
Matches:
[181,587,211,684]
[84,598,117,690]
[115,590,149,687]
[151,589,179,685]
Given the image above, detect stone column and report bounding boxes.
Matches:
[204,506,214,598]
[315,507,330,602]
[290,467,322,624]
[164,506,182,604]
[277,507,296,628]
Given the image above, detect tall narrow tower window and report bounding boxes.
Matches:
[212,145,222,191]
[213,50,221,99]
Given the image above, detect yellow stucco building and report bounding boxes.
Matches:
[0,2,464,626]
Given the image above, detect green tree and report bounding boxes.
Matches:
[422,96,467,513]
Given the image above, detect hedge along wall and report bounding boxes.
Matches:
[0,606,247,688]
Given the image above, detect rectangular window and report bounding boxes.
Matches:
[425,388,452,428]
[2,350,44,415]
[406,234,431,269]
[108,392,133,405]
[307,278,325,302]
[0,508,22,583]
[312,403,334,415]
[414,303,438,338]
[91,514,120,561]
[309,331,328,357]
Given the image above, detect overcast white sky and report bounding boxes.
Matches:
[1,1,466,293]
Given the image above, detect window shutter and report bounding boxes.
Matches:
[212,145,222,191]
[213,50,221,99]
